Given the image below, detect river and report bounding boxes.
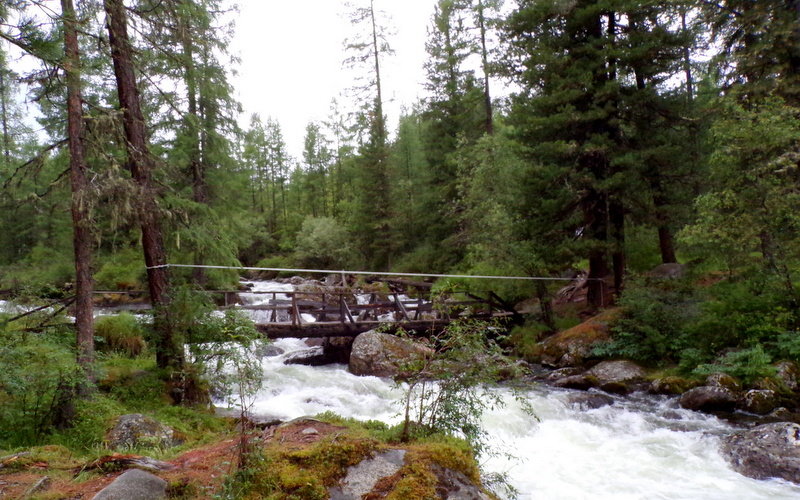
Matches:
[225,280,800,499]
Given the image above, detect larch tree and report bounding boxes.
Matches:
[344,0,395,269]
[61,0,95,376]
[103,0,181,370]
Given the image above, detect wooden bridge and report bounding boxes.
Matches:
[225,289,519,339]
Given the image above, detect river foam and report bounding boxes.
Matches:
[232,337,800,500]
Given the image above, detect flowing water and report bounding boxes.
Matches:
[235,338,800,499]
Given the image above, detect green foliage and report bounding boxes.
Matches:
[255,255,295,277]
[1,245,74,298]
[293,216,354,269]
[593,279,700,366]
[398,319,529,458]
[0,329,82,447]
[693,345,777,385]
[94,248,145,290]
[94,313,147,357]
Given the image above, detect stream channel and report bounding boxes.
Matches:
[229,281,800,499]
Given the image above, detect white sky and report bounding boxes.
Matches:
[231,0,437,159]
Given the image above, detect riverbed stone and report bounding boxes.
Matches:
[584,360,646,394]
[776,361,800,392]
[92,469,167,500]
[679,386,738,412]
[106,414,177,450]
[740,390,780,415]
[721,422,800,484]
[432,464,491,500]
[349,330,433,377]
[328,449,406,500]
[567,392,614,410]
[535,309,620,367]
[705,373,742,391]
[553,374,597,391]
[649,376,698,395]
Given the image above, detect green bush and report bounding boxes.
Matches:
[94,313,147,357]
[0,331,82,447]
[293,216,353,269]
[255,254,296,278]
[693,345,777,385]
[94,248,145,290]
[593,278,699,366]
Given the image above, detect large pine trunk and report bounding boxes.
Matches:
[62,0,94,376]
[104,0,182,370]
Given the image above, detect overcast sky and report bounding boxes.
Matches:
[231,0,437,159]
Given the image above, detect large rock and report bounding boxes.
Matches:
[679,386,738,412]
[648,263,688,279]
[92,469,167,500]
[776,361,800,392]
[106,414,177,450]
[740,390,780,415]
[535,309,620,367]
[721,422,800,484]
[567,392,615,410]
[649,376,698,395]
[705,373,742,392]
[432,464,491,500]
[349,330,433,377]
[584,360,646,394]
[328,449,406,500]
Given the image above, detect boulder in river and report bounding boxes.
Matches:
[584,360,647,394]
[567,392,615,410]
[705,372,742,392]
[740,389,780,415]
[721,422,800,484]
[776,361,800,392]
[349,330,433,377]
[649,376,698,395]
[106,414,178,450]
[535,309,620,367]
[678,386,738,412]
[92,469,167,500]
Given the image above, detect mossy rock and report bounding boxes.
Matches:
[536,309,621,367]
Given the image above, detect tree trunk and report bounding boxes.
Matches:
[609,198,625,294]
[62,0,95,378]
[104,0,182,370]
[476,0,493,135]
[370,0,386,146]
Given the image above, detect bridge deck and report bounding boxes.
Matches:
[233,289,516,338]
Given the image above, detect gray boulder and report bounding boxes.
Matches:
[706,372,742,391]
[553,375,596,391]
[349,330,432,377]
[92,469,167,500]
[649,376,697,395]
[432,464,491,499]
[106,414,177,450]
[740,389,780,415]
[679,386,738,412]
[567,392,614,410]
[649,263,687,279]
[721,422,800,484]
[776,361,800,391]
[584,360,647,394]
[328,449,406,500]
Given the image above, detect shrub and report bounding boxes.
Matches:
[593,278,699,366]
[0,331,82,446]
[293,216,353,269]
[94,248,145,290]
[693,344,777,385]
[94,313,147,357]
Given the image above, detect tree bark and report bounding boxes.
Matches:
[104,0,182,370]
[62,0,95,377]
[476,0,493,135]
